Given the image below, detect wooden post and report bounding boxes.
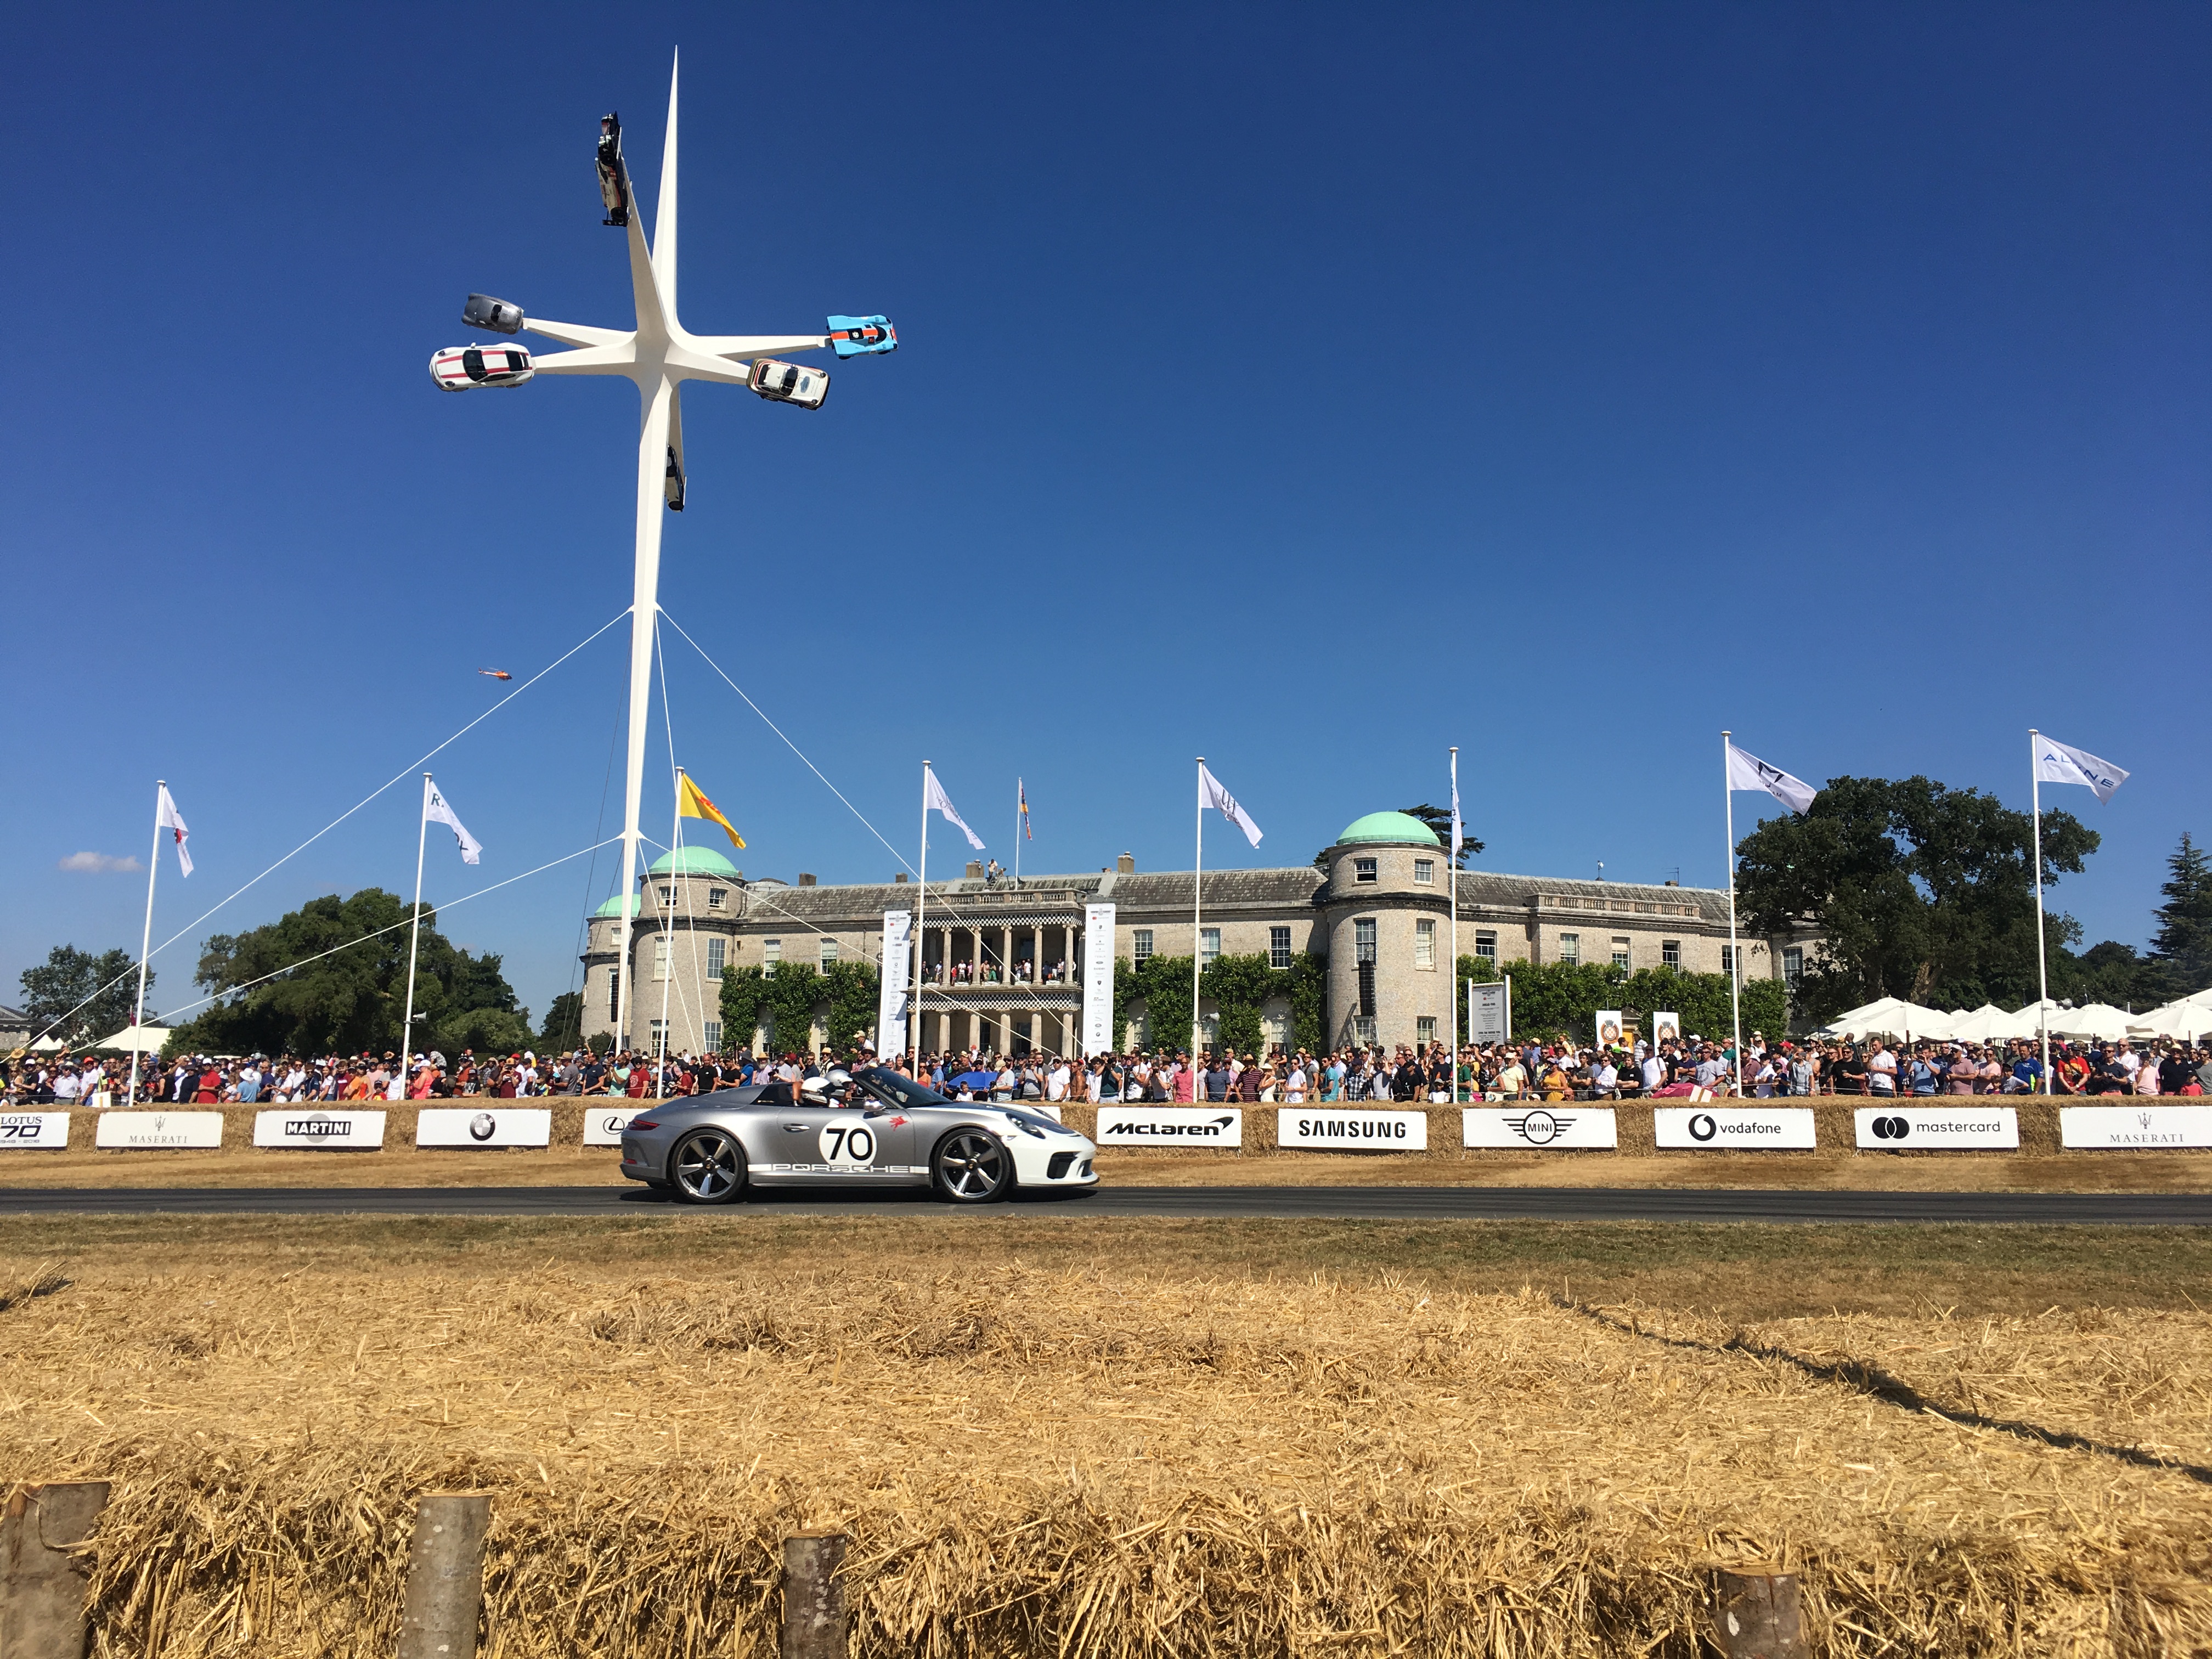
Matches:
[0,1481,111,1659]
[780,1528,849,1659]
[1711,1566,1807,1658]
[397,1493,492,1659]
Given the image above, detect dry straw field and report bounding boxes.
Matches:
[3,1224,2210,1657]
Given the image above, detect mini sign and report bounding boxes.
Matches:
[1854,1107,2018,1150]
[1093,1107,1242,1147]
[1654,1107,1817,1150]
[1462,1107,1617,1149]
[581,1107,639,1147]
[253,1109,386,1149]
[94,1111,224,1150]
[1277,1109,1429,1150]
[0,1113,71,1149]
[415,1108,552,1149]
[2059,1105,2212,1149]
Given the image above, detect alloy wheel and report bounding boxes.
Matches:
[935,1129,1009,1201]
[673,1130,743,1203]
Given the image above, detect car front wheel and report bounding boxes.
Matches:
[670,1129,747,1205]
[932,1128,1013,1204]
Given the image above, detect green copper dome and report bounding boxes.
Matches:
[647,846,742,877]
[591,894,640,919]
[1335,810,1441,847]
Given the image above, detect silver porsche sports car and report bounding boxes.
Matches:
[618,1064,1099,1204]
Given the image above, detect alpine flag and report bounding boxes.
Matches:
[2033,735,2129,804]
[424,777,483,865]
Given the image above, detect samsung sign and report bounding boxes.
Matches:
[1854,1107,2018,1149]
[1654,1107,1816,1150]
[253,1109,386,1149]
[2060,1105,2212,1149]
[1277,1109,1427,1150]
[415,1108,553,1149]
[1094,1108,1242,1147]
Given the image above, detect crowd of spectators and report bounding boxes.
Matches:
[8,1030,2207,1108]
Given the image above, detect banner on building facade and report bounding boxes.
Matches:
[1468,980,1510,1044]
[878,909,912,1056]
[1082,903,1116,1056]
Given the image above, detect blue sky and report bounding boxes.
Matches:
[4,3,2205,1027]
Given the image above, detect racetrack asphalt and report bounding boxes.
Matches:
[1,1185,2207,1223]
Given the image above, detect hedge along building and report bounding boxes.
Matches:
[579,812,1787,1056]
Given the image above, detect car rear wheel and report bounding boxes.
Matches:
[931,1127,1012,1204]
[670,1129,747,1205]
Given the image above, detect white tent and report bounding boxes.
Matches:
[2047,1002,2133,1041]
[92,1024,172,1053]
[27,1035,64,1053]
[1812,997,1954,1039]
[1938,1004,2013,1044]
[2126,1001,2212,1040]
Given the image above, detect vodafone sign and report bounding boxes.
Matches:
[1654,1107,1816,1150]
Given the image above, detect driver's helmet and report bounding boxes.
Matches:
[798,1075,829,1104]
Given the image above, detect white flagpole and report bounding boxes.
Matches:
[126,781,165,1107]
[398,773,433,1099]
[2030,727,2050,1093]
[1722,732,1743,1099]
[1193,757,1205,1060]
[1449,747,1459,1091]
[912,762,929,1075]
[657,766,685,1077]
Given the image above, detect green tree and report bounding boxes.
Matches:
[1734,775,2097,1021]
[19,946,152,1046]
[2145,832,2212,998]
[539,991,585,1051]
[1113,951,1327,1056]
[168,889,532,1058]
[719,960,879,1058]
[1452,956,1786,1046]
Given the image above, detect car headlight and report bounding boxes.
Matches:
[1002,1116,1048,1138]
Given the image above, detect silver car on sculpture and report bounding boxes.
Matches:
[618,1065,1099,1205]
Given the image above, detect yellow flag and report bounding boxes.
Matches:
[678,774,745,849]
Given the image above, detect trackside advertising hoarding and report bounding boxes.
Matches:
[0,1113,71,1149]
[1277,1109,1428,1150]
[1462,1107,1617,1149]
[582,1107,639,1147]
[1654,1107,1817,1150]
[415,1108,552,1148]
[2060,1105,2212,1149]
[1854,1107,2018,1149]
[253,1109,387,1149]
[1094,1107,1242,1147]
[95,1111,224,1149]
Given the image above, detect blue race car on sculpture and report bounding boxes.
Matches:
[827,315,898,357]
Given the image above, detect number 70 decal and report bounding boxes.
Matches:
[819,1124,877,1165]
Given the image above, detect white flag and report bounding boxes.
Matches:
[1199,763,1264,848]
[424,777,483,865]
[1449,763,1464,863]
[2033,735,2128,804]
[1725,742,1818,815]
[924,766,985,850]
[156,784,193,877]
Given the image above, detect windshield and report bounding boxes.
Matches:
[854,1067,951,1109]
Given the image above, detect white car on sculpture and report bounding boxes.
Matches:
[748,357,828,408]
[430,345,535,391]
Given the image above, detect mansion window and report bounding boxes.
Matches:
[1662,938,1681,969]
[1559,932,1581,967]
[1413,859,1435,885]
[764,938,781,976]
[1133,929,1154,963]
[607,968,619,1018]
[1611,936,1630,969]
[703,1021,721,1049]
[1417,1017,1437,1045]
[707,887,727,910]
[652,936,670,981]
[1722,945,1737,980]
[1200,928,1221,964]
[1415,918,1436,968]
[1353,857,1377,883]
[707,938,726,979]
[1269,926,1292,970]
[1354,919,1377,963]
[1474,930,1497,961]
[1783,946,1804,986]
[821,938,839,969]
